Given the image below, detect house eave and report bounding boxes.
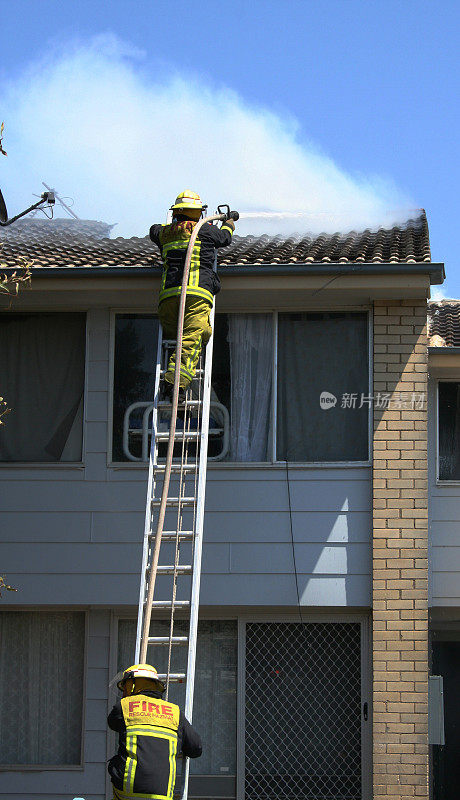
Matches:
[0,261,444,283]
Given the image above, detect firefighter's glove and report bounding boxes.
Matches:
[223,218,235,231]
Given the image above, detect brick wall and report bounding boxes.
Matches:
[373,300,429,799]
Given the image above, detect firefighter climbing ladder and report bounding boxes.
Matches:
[134,209,234,800]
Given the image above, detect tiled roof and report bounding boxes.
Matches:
[428,301,460,347]
[0,211,431,270]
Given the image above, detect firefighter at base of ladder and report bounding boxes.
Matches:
[107,664,202,800]
[149,190,235,397]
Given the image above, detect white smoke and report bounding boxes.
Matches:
[1,34,413,238]
[430,287,450,302]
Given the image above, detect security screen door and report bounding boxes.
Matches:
[241,621,367,800]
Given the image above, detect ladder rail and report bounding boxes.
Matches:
[139,211,226,662]
[179,295,216,800]
[135,327,163,663]
[165,392,195,698]
[184,298,215,722]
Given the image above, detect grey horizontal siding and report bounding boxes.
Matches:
[0,474,372,606]
[0,512,91,541]
[201,574,369,606]
[0,796,103,800]
[0,309,372,608]
[1,574,140,604]
[0,762,102,794]
[229,542,370,574]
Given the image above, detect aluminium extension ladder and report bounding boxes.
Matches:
[133,211,226,799]
[134,325,215,799]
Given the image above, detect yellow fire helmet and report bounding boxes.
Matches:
[116,663,164,693]
[170,190,206,215]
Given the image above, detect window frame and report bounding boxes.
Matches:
[0,309,88,469]
[108,306,372,468]
[0,607,88,771]
[108,610,239,799]
[436,378,460,484]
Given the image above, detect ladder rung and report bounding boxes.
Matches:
[148,636,188,645]
[148,600,190,610]
[155,431,200,441]
[151,497,195,507]
[152,565,192,575]
[154,464,197,474]
[160,369,204,376]
[154,531,194,541]
[157,673,186,682]
[157,400,203,408]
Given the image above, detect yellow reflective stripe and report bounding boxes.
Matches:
[186,335,202,375]
[124,731,137,794]
[180,364,194,380]
[187,285,213,302]
[159,285,213,304]
[221,224,234,235]
[114,788,168,800]
[167,735,177,799]
[188,240,201,289]
[161,240,188,254]
[126,725,177,738]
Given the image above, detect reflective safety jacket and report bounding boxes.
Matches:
[108,690,202,800]
[149,220,234,306]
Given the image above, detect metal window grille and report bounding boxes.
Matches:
[244,622,362,800]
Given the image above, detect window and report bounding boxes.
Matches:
[0,313,86,462]
[0,609,85,766]
[112,313,273,463]
[112,314,159,462]
[438,382,460,480]
[112,310,369,464]
[117,619,237,777]
[277,312,369,461]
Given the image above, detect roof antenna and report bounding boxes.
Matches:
[34,182,80,219]
[0,186,55,227]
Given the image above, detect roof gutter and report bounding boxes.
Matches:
[428,346,460,354]
[0,261,445,284]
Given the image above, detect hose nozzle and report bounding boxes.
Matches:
[217,204,239,223]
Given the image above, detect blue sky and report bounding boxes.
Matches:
[0,0,459,296]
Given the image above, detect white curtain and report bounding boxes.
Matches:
[0,610,85,765]
[0,313,86,462]
[117,619,237,776]
[227,314,272,462]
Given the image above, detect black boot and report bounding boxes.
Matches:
[160,381,173,402]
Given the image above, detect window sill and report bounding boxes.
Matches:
[108,460,372,470]
[436,479,460,487]
[0,462,84,469]
[0,763,83,771]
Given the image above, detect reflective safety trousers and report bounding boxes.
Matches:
[159,295,212,389]
[109,696,180,800]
